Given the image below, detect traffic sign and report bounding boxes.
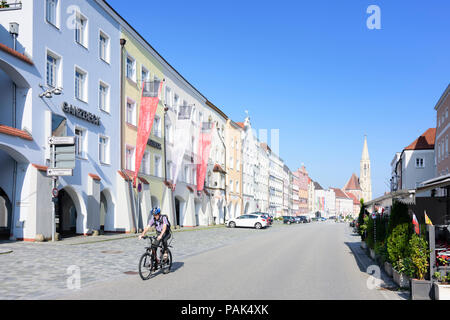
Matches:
[48,136,75,145]
[371,213,377,219]
[47,168,73,176]
[137,183,142,193]
[52,188,59,197]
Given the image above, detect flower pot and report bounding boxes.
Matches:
[361,241,367,249]
[393,269,410,289]
[384,262,393,277]
[434,282,450,300]
[369,248,376,260]
[411,279,432,300]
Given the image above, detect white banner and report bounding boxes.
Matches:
[171,105,193,187]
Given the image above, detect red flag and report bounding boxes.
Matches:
[196,122,214,192]
[133,80,163,185]
[412,213,420,235]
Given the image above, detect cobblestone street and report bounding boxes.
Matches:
[0,223,290,299]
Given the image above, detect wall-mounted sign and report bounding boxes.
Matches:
[147,139,161,150]
[62,102,100,126]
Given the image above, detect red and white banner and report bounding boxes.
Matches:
[133,80,163,185]
[196,122,215,191]
[412,213,420,235]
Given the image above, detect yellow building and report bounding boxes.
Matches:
[119,29,166,231]
[225,119,243,218]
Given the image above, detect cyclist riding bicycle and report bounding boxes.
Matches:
[139,207,171,268]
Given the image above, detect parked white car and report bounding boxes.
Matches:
[227,214,268,229]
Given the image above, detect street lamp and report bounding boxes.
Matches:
[39,84,63,98]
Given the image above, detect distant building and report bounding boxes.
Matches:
[391,128,436,195]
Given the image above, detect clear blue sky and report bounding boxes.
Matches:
[108,0,450,198]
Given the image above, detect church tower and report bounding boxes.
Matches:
[360,135,372,202]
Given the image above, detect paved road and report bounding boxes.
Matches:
[54,222,407,300]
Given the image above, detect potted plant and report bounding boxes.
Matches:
[433,272,450,300]
[387,223,411,288]
[408,234,432,300]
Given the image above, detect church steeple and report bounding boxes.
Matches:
[360,135,372,202]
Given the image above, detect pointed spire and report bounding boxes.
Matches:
[361,135,370,161]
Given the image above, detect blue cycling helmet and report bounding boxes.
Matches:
[151,207,161,216]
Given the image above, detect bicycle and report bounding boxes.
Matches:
[138,235,173,280]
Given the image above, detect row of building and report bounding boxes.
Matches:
[0,0,373,241]
[0,0,304,241]
[365,84,450,227]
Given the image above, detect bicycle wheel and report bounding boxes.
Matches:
[161,249,172,274]
[138,252,154,280]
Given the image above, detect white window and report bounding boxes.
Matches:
[99,31,110,62]
[75,12,88,48]
[46,52,60,88]
[229,156,233,169]
[126,98,136,126]
[154,155,162,178]
[99,81,109,112]
[141,66,149,87]
[46,0,58,26]
[75,67,87,102]
[99,135,109,164]
[184,166,190,183]
[166,122,173,144]
[446,136,448,157]
[193,168,197,185]
[141,151,150,175]
[415,158,424,168]
[125,146,135,171]
[230,180,233,192]
[167,161,173,180]
[75,127,86,158]
[126,55,136,81]
[152,115,161,137]
[173,94,179,110]
[165,87,172,107]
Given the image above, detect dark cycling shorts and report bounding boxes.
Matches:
[152,231,171,251]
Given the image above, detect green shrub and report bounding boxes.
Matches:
[408,234,430,280]
[387,201,410,236]
[375,240,388,264]
[387,223,411,271]
[366,217,374,249]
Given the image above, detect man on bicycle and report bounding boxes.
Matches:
[139,207,171,267]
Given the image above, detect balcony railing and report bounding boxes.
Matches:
[0,2,22,11]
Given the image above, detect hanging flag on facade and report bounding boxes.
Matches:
[424,211,433,225]
[171,104,194,190]
[133,80,163,185]
[412,213,420,235]
[196,121,215,192]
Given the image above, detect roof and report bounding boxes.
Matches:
[434,84,450,111]
[236,122,245,129]
[346,192,360,205]
[0,43,33,65]
[213,164,227,174]
[314,182,323,190]
[404,128,436,150]
[331,188,351,199]
[344,173,361,191]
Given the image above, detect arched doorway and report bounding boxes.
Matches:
[244,202,250,215]
[100,192,107,232]
[194,199,201,226]
[56,188,78,237]
[175,196,185,227]
[0,188,12,239]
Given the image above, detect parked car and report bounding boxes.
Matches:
[298,216,309,223]
[249,212,272,226]
[283,216,296,225]
[227,214,268,229]
[349,219,356,228]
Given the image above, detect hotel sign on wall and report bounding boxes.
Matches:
[62,102,100,125]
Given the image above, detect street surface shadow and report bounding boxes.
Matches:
[170,261,184,272]
[345,241,410,299]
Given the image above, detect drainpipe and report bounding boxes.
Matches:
[216,126,227,224]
